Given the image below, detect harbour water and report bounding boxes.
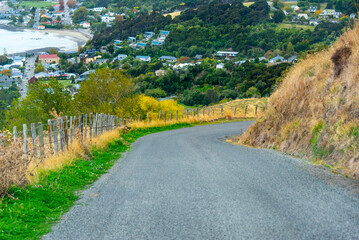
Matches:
[0,28,82,55]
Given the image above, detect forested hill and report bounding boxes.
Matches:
[89,0,345,58]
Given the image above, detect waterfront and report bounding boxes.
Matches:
[0,28,89,55]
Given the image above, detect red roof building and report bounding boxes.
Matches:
[28,76,38,84]
[38,54,60,64]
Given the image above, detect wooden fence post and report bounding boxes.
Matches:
[13,126,17,142]
[31,123,37,156]
[23,124,28,156]
[234,105,237,117]
[182,110,184,119]
[53,119,59,154]
[89,114,93,140]
[64,116,69,149]
[170,110,172,121]
[245,105,248,115]
[176,110,178,121]
[221,105,224,115]
[59,118,65,153]
[158,110,161,121]
[255,104,258,115]
[212,107,215,116]
[47,119,52,150]
[69,116,73,143]
[147,112,149,124]
[164,111,167,124]
[38,122,44,159]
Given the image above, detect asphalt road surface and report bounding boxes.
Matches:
[21,56,36,98]
[43,121,359,240]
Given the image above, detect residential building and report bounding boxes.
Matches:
[308,5,317,13]
[350,14,356,19]
[113,54,127,61]
[135,56,151,62]
[80,22,90,28]
[216,51,239,57]
[38,54,60,64]
[151,40,164,46]
[298,14,309,20]
[144,32,155,38]
[269,56,285,63]
[216,63,224,69]
[309,19,320,26]
[128,37,136,43]
[155,70,166,76]
[136,42,147,49]
[160,30,170,37]
[159,56,177,62]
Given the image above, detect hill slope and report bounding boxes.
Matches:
[240,25,359,178]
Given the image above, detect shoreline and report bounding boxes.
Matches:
[0,24,92,55]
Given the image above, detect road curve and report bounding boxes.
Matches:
[43,121,359,240]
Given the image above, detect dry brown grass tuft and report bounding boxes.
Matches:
[240,24,359,178]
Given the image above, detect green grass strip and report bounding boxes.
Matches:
[0,123,192,240]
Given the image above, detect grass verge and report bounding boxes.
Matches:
[0,123,192,240]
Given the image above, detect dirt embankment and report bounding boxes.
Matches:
[240,25,359,178]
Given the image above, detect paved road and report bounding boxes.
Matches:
[43,122,359,240]
[21,56,36,98]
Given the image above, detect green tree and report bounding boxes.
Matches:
[35,64,45,73]
[6,79,74,129]
[273,10,285,23]
[204,89,219,105]
[72,7,89,24]
[75,69,139,117]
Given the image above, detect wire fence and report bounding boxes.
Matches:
[0,103,265,196]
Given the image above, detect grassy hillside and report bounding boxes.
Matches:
[240,25,359,178]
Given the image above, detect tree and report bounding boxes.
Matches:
[204,89,219,105]
[75,69,139,117]
[49,48,59,54]
[67,0,77,8]
[0,69,12,76]
[35,64,45,73]
[6,79,74,129]
[273,10,285,23]
[72,7,89,24]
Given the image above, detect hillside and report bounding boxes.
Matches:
[240,24,359,178]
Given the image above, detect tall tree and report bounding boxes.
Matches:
[75,69,139,117]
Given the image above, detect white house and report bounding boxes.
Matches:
[216,51,239,57]
[80,22,90,28]
[159,56,177,62]
[113,54,127,62]
[298,14,309,20]
[308,5,318,13]
[216,63,225,69]
[135,56,151,62]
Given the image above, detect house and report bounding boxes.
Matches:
[11,69,23,79]
[155,70,166,76]
[151,40,164,46]
[38,25,45,30]
[28,76,38,84]
[114,40,122,45]
[77,70,96,82]
[195,55,203,60]
[136,42,147,49]
[319,9,336,18]
[291,5,300,11]
[333,12,341,19]
[287,56,297,63]
[135,56,151,62]
[94,58,108,65]
[100,46,107,53]
[128,37,136,43]
[216,51,239,57]
[216,63,224,69]
[350,14,356,19]
[258,57,267,62]
[93,7,106,12]
[113,54,127,61]
[144,32,155,38]
[308,5,317,13]
[309,19,320,26]
[38,54,60,64]
[269,56,285,63]
[80,22,90,28]
[159,30,170,37]
[101,16,115,23]
[35,72,50,78]
[159,56,177,63]
[298,14,309,20]
[0,75,18,89]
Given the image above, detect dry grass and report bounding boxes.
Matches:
[163,11,182,19]
[240,24,359,178]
